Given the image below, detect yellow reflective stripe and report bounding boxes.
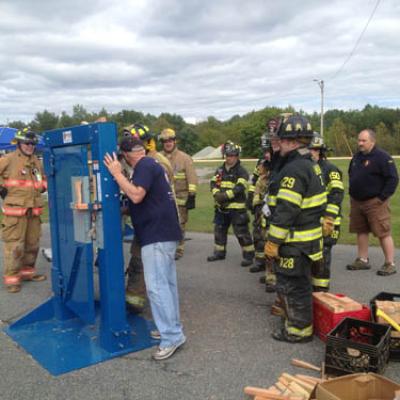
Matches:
[176,198,186,206]
[225,202,246,209]
[174,172,186,180]
[267,195,277,206]
[237,177,248,188]
[278,189,302,206]
[285,321,313,337]
[188,184,197,192]
[301,192,327,209]
[334,216,341,225]
[269,224,289,240]
[255,252,265,258]
[253,194,261,203]
[212,188,219,195]
[243,244,255,252]
[215,244,225,251]
[225,190,235,199]
[220,181,235,188]
[286,226,322,243]
[312,277,330,287]
[326,203,340,215]
[248,184,255,193]
[327,180,344,191]
[308,251,323,261]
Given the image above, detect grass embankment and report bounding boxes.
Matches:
[188,159,400,247]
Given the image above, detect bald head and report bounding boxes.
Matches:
[358,129,376,154]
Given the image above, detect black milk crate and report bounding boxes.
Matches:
[324,317,391,376]
[370,291,400,361]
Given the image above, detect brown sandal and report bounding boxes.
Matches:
[7,285,21,293]
[30,274,47,282]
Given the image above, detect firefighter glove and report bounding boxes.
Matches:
[322,215,335,237]
[214,191,228,205]
[186,193,196,210]
[246,192,254,212]
[0,186,8,199]
[264,240,279,259]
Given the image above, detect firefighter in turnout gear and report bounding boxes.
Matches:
[207,141,255,266]
[122,125,175,311]
[309,132,344,292]
[0,128,47,293]
[248,133,273,273]
[264,115,326,343]
[260,117,285,293]
[160,128,198,260]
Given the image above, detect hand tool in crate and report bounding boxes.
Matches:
[370,291,400,361]
[324,317,391,376]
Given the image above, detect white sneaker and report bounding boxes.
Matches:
[152,338,186,361]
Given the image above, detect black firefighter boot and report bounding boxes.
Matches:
[207,253,226,262]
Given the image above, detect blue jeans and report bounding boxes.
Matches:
[141,241,186,348]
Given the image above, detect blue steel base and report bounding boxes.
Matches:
[4,298,158,376]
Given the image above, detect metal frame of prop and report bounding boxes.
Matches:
[4,122,156,375]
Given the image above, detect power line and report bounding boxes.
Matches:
[331,0,382,80]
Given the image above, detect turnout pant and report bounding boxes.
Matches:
[176,205,188,257]
[252,205,267,266]
[212,209,255,261]
[126,236,147,300]
[311,230,339,292]
[2,214,41,280]
[275,245,313,338]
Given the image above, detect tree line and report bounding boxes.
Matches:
[4,104,400,157]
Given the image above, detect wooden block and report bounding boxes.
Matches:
[275,382,287,392]
[287,382,309,399]
[291,358,321,372]
[376,300,400,325]
[313,292,362,312]
[268,386,282,395]
[279,375,291,386]
[281,373,315,393]
[295,374,324,384]
[244,387,293,398]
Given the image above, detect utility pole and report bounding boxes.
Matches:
[313,79,324,137]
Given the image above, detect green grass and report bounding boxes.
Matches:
[188,158,400,247]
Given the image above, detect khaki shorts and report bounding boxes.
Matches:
[349,197,391,238]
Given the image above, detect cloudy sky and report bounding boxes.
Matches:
[0,0,399,123]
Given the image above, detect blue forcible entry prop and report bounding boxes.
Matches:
[5,122,156,375]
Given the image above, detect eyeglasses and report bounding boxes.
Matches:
[23,142,36,146]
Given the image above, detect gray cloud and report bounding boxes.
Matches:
[0,0,399,123]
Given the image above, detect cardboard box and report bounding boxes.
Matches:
[316,373,400,400]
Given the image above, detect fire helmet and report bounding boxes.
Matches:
[277,115,313,140]
[223,141,241,156]
[12,128,39,145]
[159,128,177,141]
[260,133,271,151]
[308,132,325,149]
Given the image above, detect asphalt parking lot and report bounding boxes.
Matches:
[1,225,399,400]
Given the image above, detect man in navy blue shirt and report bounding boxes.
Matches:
[347,129,398,275]
[104,137,186,361]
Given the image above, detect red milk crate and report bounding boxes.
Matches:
[313,293,371,341]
